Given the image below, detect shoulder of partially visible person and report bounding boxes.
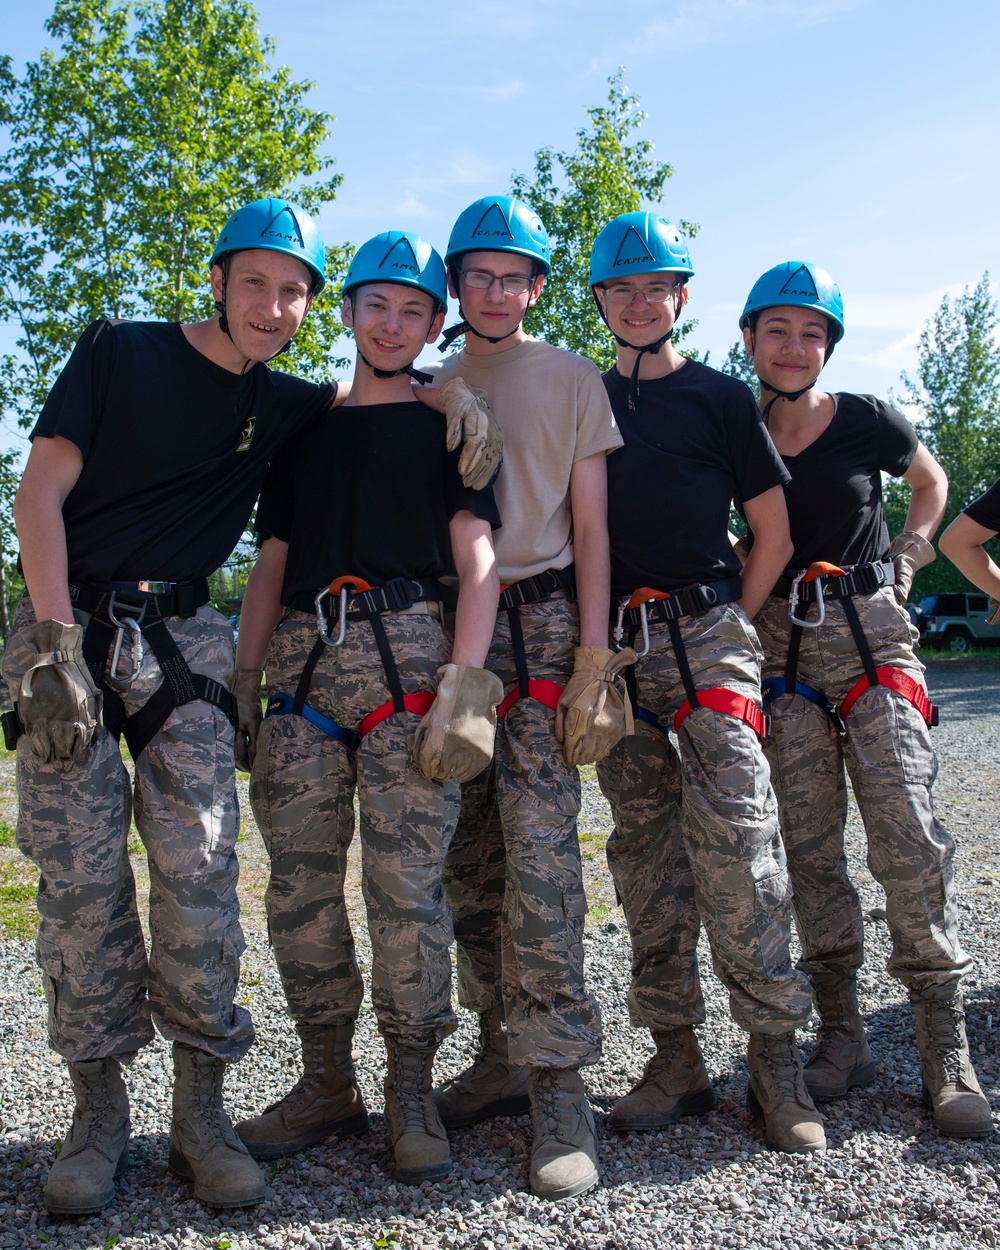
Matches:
[963,476,1000,533]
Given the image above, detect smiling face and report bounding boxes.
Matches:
[211,248,314,362]
[341,281,443,371]
[744,304,831,391]
[594,273,688,347]
[451,250,543,347]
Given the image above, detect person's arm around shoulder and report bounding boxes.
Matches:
[740,485,794,620]
[888,442,948,602]
[939,513,1000,617]
[554,451,635,766]
[14,434,85,623]
[231,536,289,772]
[413,513,501,783]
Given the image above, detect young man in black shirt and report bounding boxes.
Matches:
[743,261,991,1138]
[2,198,336,1212]
[232,231,500,1183]
[589,213,824,1154]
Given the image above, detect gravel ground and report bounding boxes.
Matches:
[1,660,998,1250]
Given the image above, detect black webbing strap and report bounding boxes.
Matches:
[773,562,894,603]
[840,597,880,689]
[506,605,532,700]
[368,611,407,715]
[292,637,328,717]
[498,565,576,612]
[667,616,700,711]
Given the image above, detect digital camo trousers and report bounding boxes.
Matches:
[250,608,459,1047]
[596,602,812,1035]
[754,587,970,996]
[2,596,250,1064]
[443,596,602,1070]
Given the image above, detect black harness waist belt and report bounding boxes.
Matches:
[69,578,210,618]
[773,561,895,603]
[289,577,445,618]
[498,565,575,611]
[617,576,742,627]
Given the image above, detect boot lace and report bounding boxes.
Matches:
[72,1064,121,1147]
[925,1001,965,1083]
[761,1036,801,1100]
[392,1050,434,1134]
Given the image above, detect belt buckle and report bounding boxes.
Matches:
[788,572,825,628]
[385,577,415,612]
[134,581,171,595]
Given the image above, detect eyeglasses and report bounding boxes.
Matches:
[602,281,681,304]
[460,268,534,296]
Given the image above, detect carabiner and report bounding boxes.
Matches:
[789,572,825,628]
[316,585,350,647]
[106,592,146,687]
[614,595,651,659]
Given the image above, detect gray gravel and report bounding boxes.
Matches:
[1,661,998,1250]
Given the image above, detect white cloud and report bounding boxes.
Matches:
[632,0,864,52]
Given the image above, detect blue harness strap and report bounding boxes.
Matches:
[635,705,668,734]
[761,676,845,732]
[265,692,360,751]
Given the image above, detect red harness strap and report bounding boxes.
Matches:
[673,687,769,741]
[497,679,564,721]
[839,666,938,728]
[358,690,436,739]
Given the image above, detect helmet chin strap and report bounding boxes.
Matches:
[357,348,432,386]
[438,301,519,352]
[613,330,672,414]
[758,376,817,422]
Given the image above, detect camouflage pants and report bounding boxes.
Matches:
[250,608,459,1046]
[596,602,812,1035]
[443,597,602,1070]
[755,587,970,995]
[2,596,251,1064]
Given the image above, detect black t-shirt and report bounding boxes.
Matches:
[603,359,789,597]
[255,400,501,604]
[769,393,918,568]
[32,319,336,582]
[964,478,1000,534]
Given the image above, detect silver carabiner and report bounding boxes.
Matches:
[614,595,652,659]
[789,572,825,629]
[106,593,145,687]
[316,585,349,647]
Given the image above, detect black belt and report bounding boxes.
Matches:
[498,565,575,611]
[289,577,444,618]
[616,576,742,627]
[773,561,894,603]
[69,578,210,618]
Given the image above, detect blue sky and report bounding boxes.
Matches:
[4,0,998,457]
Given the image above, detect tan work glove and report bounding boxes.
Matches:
[554,646,637,767]
[8,620,102,765]
[888,531,936,604]
[413,663,504,783]
[229,668,263,773]
[438,377,503,490]
[986,598,1000,625]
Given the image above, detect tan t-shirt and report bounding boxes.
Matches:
[425,339,622,582]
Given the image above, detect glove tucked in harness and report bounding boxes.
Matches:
[614,580,768,742]
[761,561,938,731]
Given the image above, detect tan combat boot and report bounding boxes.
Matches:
[383,1038,451,1183]
[804,975,877,1102]
[609,1027,717,1131]
[44,1058,131,1215]
[528,1067,599,1201]
[746,1032,826,1154]
[168,1044,265,1207]
[912,984,993,1138]
[236,1022,369,1158]
[433,1006,530,1129]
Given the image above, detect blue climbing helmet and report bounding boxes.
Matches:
[210,197,327,293]
[445,195,551,275]
[739,261,844,346]
[342,231,448,311]
[589,211,694,287]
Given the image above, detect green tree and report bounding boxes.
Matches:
[510,68,696,370]
[887,273,1000,597]
[0,0,350,443]
[715,340,759,399]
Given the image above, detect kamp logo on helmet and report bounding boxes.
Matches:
[778,264,820,302]
[610,225,657,272]
[470,201,516,242]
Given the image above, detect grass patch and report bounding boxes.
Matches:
[0,819,16,848]
[918,645,1000,665]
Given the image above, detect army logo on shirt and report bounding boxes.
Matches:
[236,415,256,452]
